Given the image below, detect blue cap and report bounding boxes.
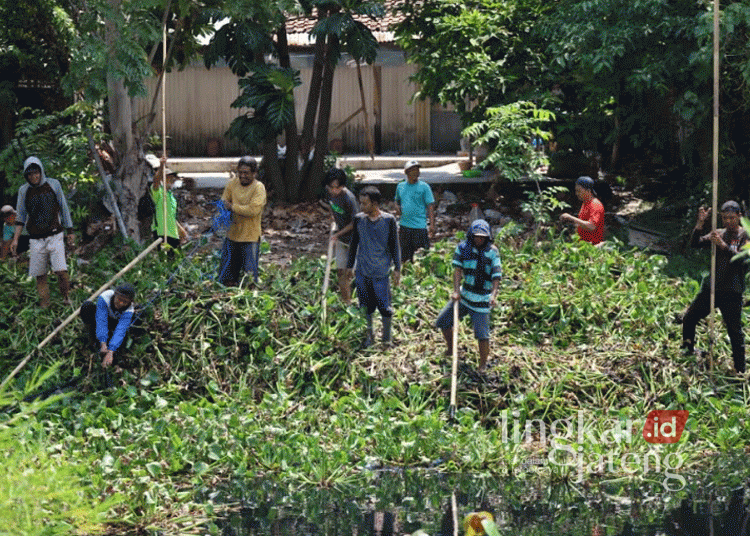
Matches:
[721,200,741,214]
[576,176,595,191]
[470,219,491,237]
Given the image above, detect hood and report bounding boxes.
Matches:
[23,156,48,187]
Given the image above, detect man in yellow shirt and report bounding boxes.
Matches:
[218,156,267,286]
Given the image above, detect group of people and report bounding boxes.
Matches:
[4,152,746,376]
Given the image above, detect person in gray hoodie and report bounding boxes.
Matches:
[11,156,74,308]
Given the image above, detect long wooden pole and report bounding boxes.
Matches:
[161,21,168,247]
[1,238,163,390]
[709,0,720,369]
[448,299,459,419]
[85,131,128,239]
[321,221,335,325]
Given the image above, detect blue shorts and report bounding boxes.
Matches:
[355,273,393,317]
[435,300,490,340]
[218,239,260,284]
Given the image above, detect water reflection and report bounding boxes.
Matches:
[205,471,749,536]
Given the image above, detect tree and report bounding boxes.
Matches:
[539,0,709,170]
[0,0,76,195]
[204,0,383,202]
[64,0,214,241]
[393,0,554,129]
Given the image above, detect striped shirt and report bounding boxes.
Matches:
[453,241,502,313]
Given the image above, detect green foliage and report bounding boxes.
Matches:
[227,65,302,148]
[462,101,554,179]
[63,0,160,102]
[394,0,552,126]
[3,220,750,530]
[521,184,570,238]
[0,366,114,535]
[0,104,99,194]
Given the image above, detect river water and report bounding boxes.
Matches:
[204,467,749,535]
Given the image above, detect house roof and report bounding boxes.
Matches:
[285,0,405,46]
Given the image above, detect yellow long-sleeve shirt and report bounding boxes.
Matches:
[222,177,267,242]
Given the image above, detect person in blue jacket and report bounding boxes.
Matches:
[80,283,136,368]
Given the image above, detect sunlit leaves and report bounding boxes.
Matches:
[228,65,302,145]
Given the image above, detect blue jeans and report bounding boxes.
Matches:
[355,273,393,317]
[218,239,260,285]
[435,300,490,340]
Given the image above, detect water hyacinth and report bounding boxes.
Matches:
[1,228,750,532]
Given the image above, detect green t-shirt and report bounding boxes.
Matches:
[151,187,178,239]
[3,222,14,241]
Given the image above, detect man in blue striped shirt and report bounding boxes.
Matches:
[435,219,501,371]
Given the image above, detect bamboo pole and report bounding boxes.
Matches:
[161,21,168,247]
[448,299,459,419]
[709,0,720,369]
[1,238,163,390]
[321,221,335,325]
[451,492,459,536]
[85,131,128,240]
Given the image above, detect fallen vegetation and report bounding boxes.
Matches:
[1,220,749,533]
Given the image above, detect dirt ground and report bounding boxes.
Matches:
[73,178,676,265]
[172,186,481,268]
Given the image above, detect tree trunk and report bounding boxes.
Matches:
[276,23,300,202]
[262,138,284,198]
[303,34,338,201]
[105,0,149,242]
[300,26,327,163]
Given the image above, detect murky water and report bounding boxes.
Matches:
[204,468,749,535]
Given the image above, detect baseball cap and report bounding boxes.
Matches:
[470,219,491,237]
[1,205,16,215]
[575,176,595,191]
[404,160,420,172]
[721,200,741,214]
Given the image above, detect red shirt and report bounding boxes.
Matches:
[577,198,605,244]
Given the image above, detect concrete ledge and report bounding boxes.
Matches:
[151,154,464,173]
[355,163,495,185]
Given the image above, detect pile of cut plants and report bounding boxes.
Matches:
[1,222,749,534]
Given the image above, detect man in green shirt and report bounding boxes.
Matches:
[152,156,188,248]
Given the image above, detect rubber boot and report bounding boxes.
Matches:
[731,340,745,374]
[363,314,374,348]
[382,315,392,346]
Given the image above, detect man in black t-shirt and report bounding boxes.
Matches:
[323,168,358,304]
[682,201,749,373]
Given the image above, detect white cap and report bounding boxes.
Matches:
[1,205,16,215]
[404,160,420,172]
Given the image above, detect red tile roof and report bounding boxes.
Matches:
[285,0,405,44]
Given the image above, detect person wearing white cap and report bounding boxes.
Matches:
[395,160,435,263]
[1,205,17,259]
[151,155,188,248]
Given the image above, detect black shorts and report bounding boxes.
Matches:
[399,226,429,263]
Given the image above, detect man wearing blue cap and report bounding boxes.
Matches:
[682,201,748,373]
[435,219,502,371]
[560,176,605,244]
